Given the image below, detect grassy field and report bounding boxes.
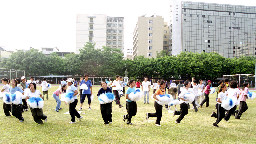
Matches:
[0,85,256,144]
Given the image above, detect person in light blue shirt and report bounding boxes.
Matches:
[123,80,137,125]
[67,78,82,124]
[80,74,93,110]
[10,79,24,122]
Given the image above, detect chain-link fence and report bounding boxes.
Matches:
[0,68,25,80]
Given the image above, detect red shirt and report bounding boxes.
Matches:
[136,82,141,88]
[205,85,210,94]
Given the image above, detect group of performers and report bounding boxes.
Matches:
[0,76,252,127]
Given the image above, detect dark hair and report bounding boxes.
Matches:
[1,78,9,82]
[225,79,229,82]
[30,83,37,90]
[184,80,190,87]
[120,76,123,79]
[173,88,177,93]
[160,80,165,86]
[11,79,18,87]
[193,80,197,84]
[43,78,46,81]
[30,77,34,79]
[128,80,135,86]
[116,75,119,78]
[179,81,183,84]
[218,80,224,85]
[100,81,107,86]
[218,84,226,93]
[243,83,249,89]
[62,84,67,93]
[15,78,21,84]
[84,74,89,77]
[229,81,237,88]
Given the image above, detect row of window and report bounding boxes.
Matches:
[107,29,123,33]
[107,36,122,39]
[107,23,123,27]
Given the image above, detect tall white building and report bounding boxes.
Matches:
[133,15,170,58]
[76,14,124,54]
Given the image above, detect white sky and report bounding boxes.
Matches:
[0,0,256,53]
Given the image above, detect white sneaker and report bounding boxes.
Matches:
[88,107,91,110]
[69,121,76,124]
[155,124,161,126]
[79,116,83,121]
[146,113,149,120]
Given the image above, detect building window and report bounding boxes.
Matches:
[148,46,152,50]
[202,15,205,18]
[118,36,122,39]
[118,24,123,27]
[148,40,152,43]
[184,19,186,21]
[149,27,153,30]
[149,20,153,24]
[238,47,240,49]
[89,31,93,37]
[119,30,122,33]
[233,51,235,54]
[90,18,93,22]
[149,33,153,36]
[208,45,210,48]
[89,24,93,30]
[148,52,152,57]
[208,40,210,43]
[164,41,168,45]
[203,50,205,52]
[233,46,235,49]
[184,9,186,12]
[255,52,256,55]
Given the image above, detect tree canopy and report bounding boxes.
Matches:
[1,45,255,80]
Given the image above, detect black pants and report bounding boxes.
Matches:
[148,101,163,125]
[175,102,188,123]
[22,99,28,110]
[69,99,81,122]
[192,100,198,112]
[113,90,120,105]
[123,87,126,95]
[30,108,47,124]
[43,91,48,100]
[224,105,237,121]
[125,101,137,123]
[214,104,225,125]
[80,94,91,104]
[235,101,248,119]
[100,103,112,124]
[12,104,24,121]
[200,93,209,107]
[3,103,11,116]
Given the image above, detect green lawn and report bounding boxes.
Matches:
[0,85,256,143]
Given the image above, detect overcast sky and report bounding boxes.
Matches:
[0,0,256,53]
